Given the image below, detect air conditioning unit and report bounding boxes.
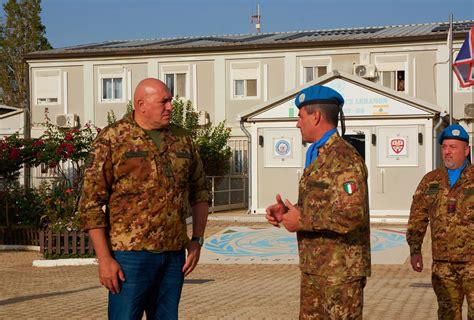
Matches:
[353,64,377,78]
[55,113,78,128]
[198,111,209,126]
[465,103,474,118]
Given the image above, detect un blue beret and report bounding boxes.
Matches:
[438,124,469,144]
[295,85,344,109]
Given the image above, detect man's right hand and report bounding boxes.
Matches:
[98,256,125,294]
[410,253,423,272]
[265,194,288,227]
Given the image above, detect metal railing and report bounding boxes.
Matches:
[207,175,248,213]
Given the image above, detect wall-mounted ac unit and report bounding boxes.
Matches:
[465,103,474,118]
[353,64,377,78]
[55,113,78,128]
[198,111,209,126]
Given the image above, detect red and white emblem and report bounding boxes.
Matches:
[390,138,405,154]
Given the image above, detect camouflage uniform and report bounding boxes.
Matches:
[79,113,209,251]
[297,133,371,320]
[407,164,474,320]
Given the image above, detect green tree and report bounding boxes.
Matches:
[171,97,199,137]
[0,0,51,108]
[170,98,232,177]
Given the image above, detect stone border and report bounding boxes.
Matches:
[0,245,40,251]
[33,258,97,267]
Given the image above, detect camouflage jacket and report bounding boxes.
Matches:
[79,113,209,251]
[297,133,371,277]
[406,163,474,262]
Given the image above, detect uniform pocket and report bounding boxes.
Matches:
[116,150,153,183]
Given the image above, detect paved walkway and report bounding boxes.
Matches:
[0,213,468,319]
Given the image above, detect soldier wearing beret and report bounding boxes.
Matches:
[407,124,473,320]
[79,78,209,320]
[266,85,371,319]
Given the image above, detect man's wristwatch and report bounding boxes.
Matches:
[191,236,204,246]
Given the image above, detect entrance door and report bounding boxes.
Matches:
[256,127,303,212]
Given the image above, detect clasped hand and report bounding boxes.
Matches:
[265,194,302,232]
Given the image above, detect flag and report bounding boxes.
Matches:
[453,26,474,88]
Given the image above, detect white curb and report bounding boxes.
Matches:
[33,258,97,267]
[0,245,40,251]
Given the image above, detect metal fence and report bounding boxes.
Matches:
[207,175,248,213]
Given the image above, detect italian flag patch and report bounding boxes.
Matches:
[343,181,356,195]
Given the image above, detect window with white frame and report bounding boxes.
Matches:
[34,70,61,105]
[165,73,187,97]
[231,62,260,99]
[299,57,331,85]
[374,55,408,93]
[377,70,405,92]
[99,68,126,103]
[304,66,328,83]
[102,77,123,101]
[160,64,190,99]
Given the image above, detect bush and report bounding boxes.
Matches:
[0,110,98,228]
[36,180,81,232]
[0,182,45,227]
[170,98,232,177]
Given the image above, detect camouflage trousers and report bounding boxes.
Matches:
[300,273,366,320]
[432,261,474,320]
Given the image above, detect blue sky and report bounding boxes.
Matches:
[1,0,473,48]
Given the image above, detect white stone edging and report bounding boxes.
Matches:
[33,258,97,267]
[0,245,40,251]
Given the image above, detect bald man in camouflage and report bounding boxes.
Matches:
[79,78,209,320]
[266,85,371,319]
[407,124,473,320]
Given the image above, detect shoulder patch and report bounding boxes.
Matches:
[343,181,356,195]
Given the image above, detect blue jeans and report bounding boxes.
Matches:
[108,250,185,320]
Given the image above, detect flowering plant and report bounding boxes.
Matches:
[0,133,30,182]
[0,111,99,229]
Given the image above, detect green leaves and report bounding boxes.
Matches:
[170,98,232,177]
[0,0,51,107]
[195,122,232,177]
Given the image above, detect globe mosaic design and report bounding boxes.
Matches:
[204,228,406,257]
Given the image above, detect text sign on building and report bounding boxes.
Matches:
[252,78,430,120]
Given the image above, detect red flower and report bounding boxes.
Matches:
[96,127,101,133]
[9,148,20,160]
[65,143,74,154]
[33,139,44,147]
[65,133,73,141]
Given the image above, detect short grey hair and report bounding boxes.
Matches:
[303,103,340,126]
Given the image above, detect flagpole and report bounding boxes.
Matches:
[449,13,453,124]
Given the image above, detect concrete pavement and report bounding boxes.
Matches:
[0,214,467,319]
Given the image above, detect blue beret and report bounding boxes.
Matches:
[295,85,344,109]
[438,124,469,144]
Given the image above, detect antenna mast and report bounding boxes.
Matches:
[250,4,261,34]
